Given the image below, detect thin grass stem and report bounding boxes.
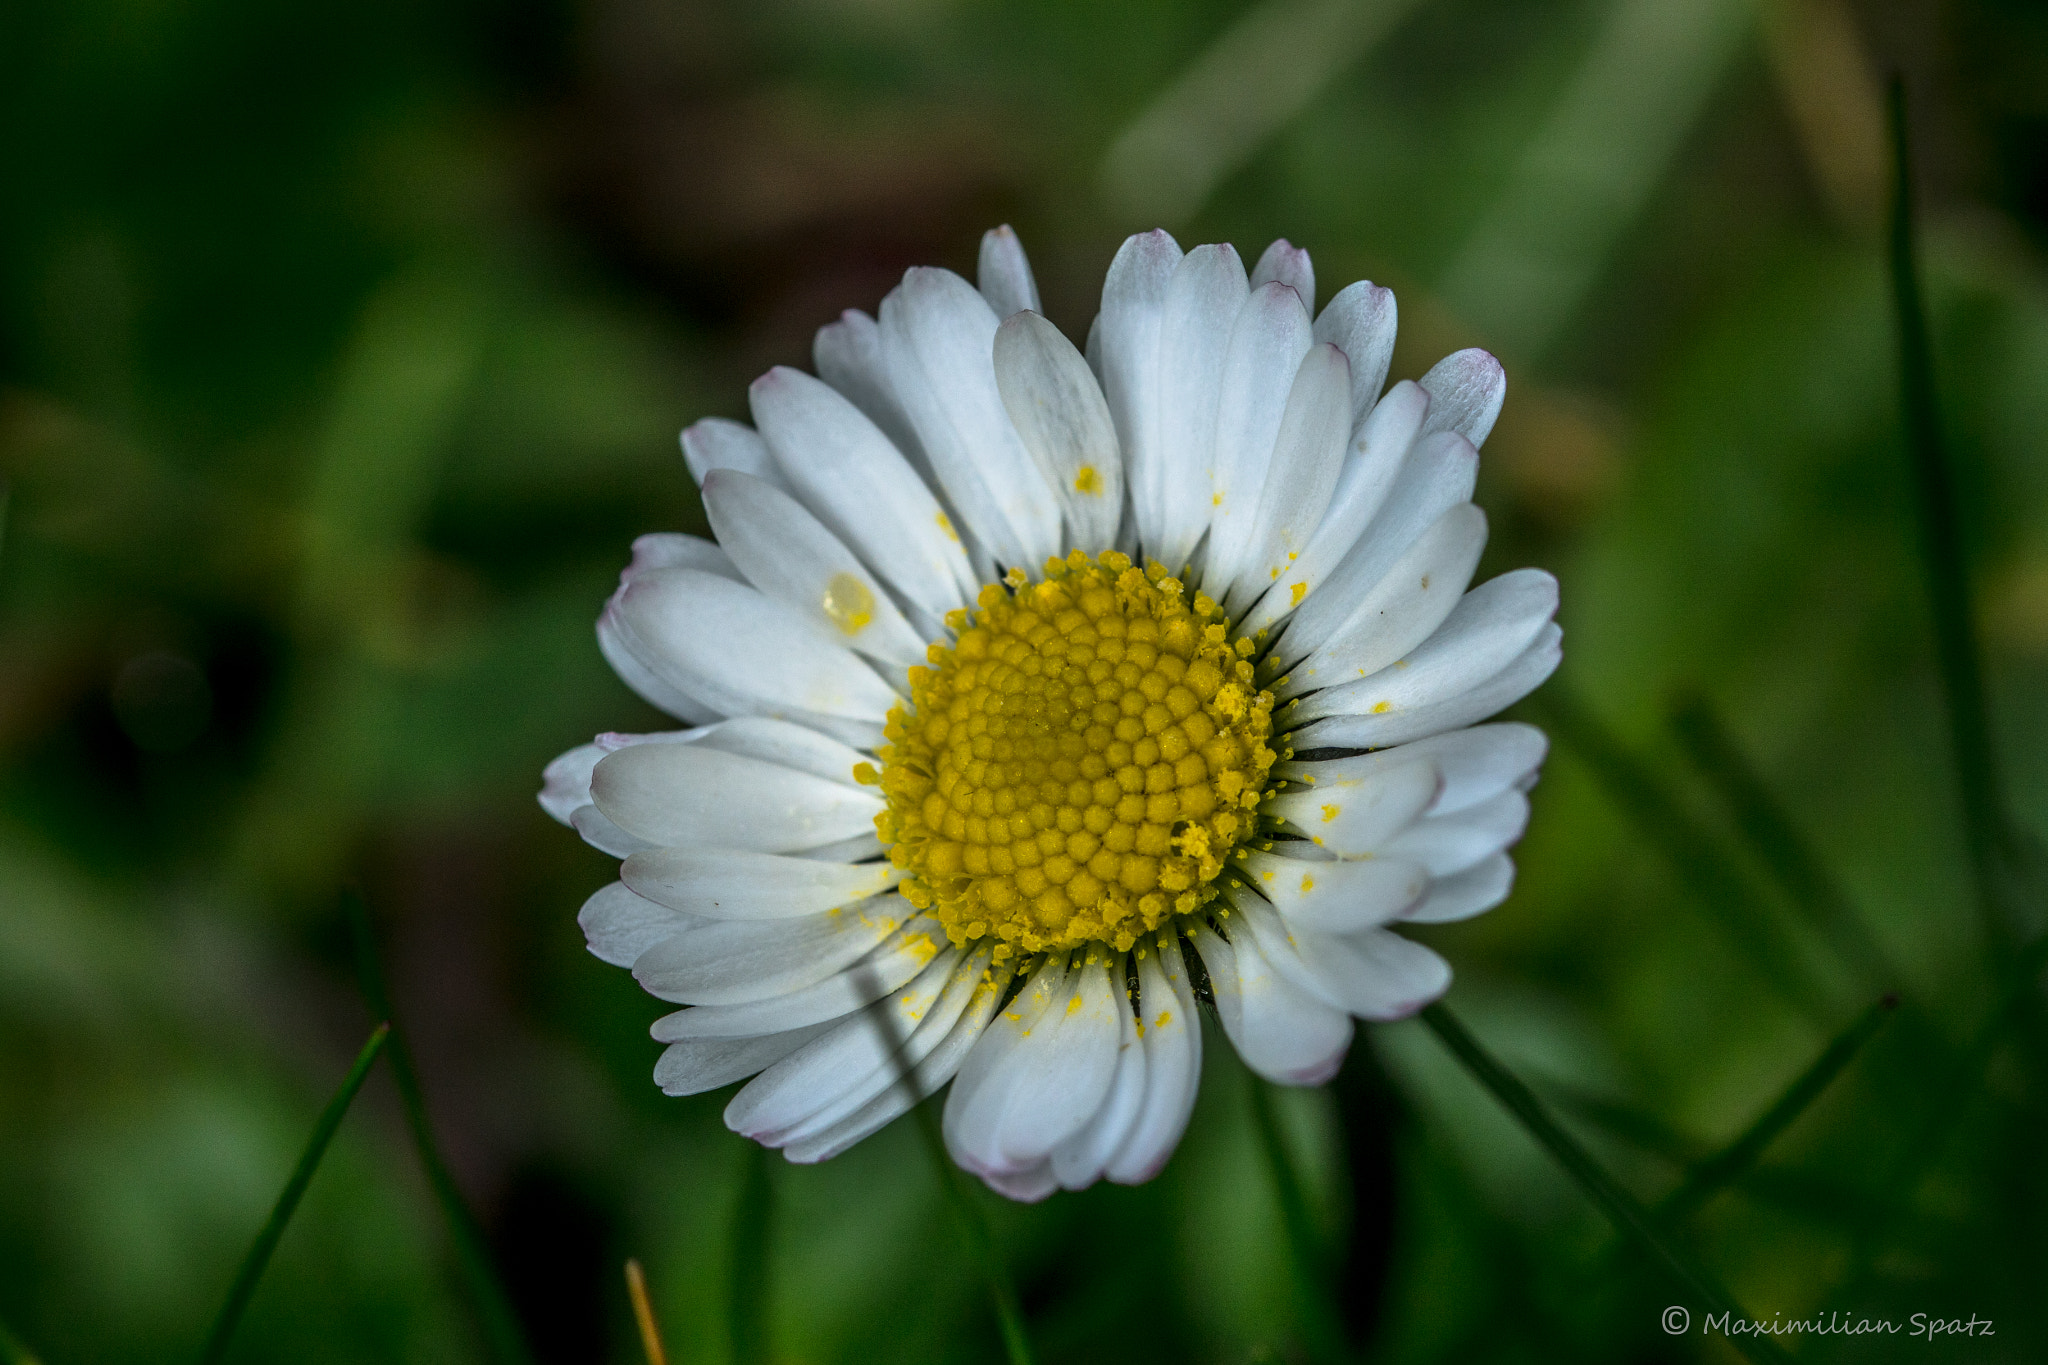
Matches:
[1529,683,1838,1022]
[343,891,534,1365]
[1419,1003,1794,1365]
[623,1260,669,1365]
[1657,993,1898,1225]
[851,961,1034,1365]
[726,1144,775,1365]
[1886,77,2017,949]
[0,1311,42,1365]
[1667,692,1900,987]
[910,1095,1035,1365]
[1247,1077,1350,1365]
[198,1022,391,1364]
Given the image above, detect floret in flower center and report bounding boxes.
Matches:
[861,550,1276,959]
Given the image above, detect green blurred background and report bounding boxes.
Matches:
[3,0,2046,1360]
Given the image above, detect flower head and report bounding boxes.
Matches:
[541,227,1560,1200]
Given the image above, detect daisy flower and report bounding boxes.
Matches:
[541,227,1560,1200]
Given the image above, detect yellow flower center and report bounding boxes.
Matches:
[859,550,1276,959]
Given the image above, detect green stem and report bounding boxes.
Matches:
[1886,76,2015,949]
[199,1023,391,1364]
[1531,684,1837,1022]
[1247,1077,1350,1365]
[725,1144,775,1365]
[1657,994,1898,1225]
[344,892,534,1365]
[1419,1003,1793,1365]
[911,1101,1035,1365]
[1667,692,1899,988]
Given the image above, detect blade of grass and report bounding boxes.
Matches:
[726,1144,774,1365]
[1668,692,1900,987]
[1886,77,2019,949]
[198,1022,391,1364]
[850,960,1034,1365]
[1535,1075,1709,1167]
[1247,1077,1350,1365]
[910,1103,1036,1365]
[1657,993,1898,1225]
[623,1260,669,1365]
[1419,1002,1794,1365]
[344,891,534,1365]
[0,1311,42,1365]
[1530,683,1840,1022]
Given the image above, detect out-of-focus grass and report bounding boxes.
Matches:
[2,1,2046,1362]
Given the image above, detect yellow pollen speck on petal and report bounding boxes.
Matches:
[1211,491,1223,506]
[1074,465,1102,495]
[1371,700,1392,714]
[1299,874,1314,893]
[1320,803,1339,823]
[936,511,960,543]
[1066,993,1082,1015]
[1289,581,1307,606]
[822,572,875,635]
[872,550,1276,957]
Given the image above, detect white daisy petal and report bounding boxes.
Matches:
[1194,922,1353,1085]
[943,959,1070,1174]
[1151,242,1249,573]
[682,416,783,490]
[880,266,1062,571]
[624,532,744,581]
[621,848,898,921]
[1287,621,1562,752]
[590,739,882,852]
[1050,970,1147,1190]
[598,599,721,725]
[1281,502,1488,698]
[1418,348,1507,448]
[649,916,946,1039]
[1221,341,1352,616]
[1105,937,1203,1185]
[748,365,976,618]
[1206,282,1315,594]
[1235,850,1431,933]
[570,805,655,858]
[632,894,911,1005]
[1405,851,1517,924]
[761,944,992,1149]
[1283,924,1451,1021]
[977,225,1041,319]
[1290,569,1560,726]
[702,469,930,669]
[992,311,1124,552]
[684,716,873,788]
[1250,238,1315,315]
[1264,756,1442,855]
[783,954,1010,1164]
[612,567,898,745]
[579,880,703,969]
[1241,379,1431,636]
[654,1023,837,1097]
[540,742,610,825]
[725,945,962,1140]
[1313,281,1398,424]
[1384,789,1531,878]
[1281,723,1547,817]
[812,309,935,483]
[986,959,1123,1170]
[1095,230,1185,563]
[1269,429,1479,669]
